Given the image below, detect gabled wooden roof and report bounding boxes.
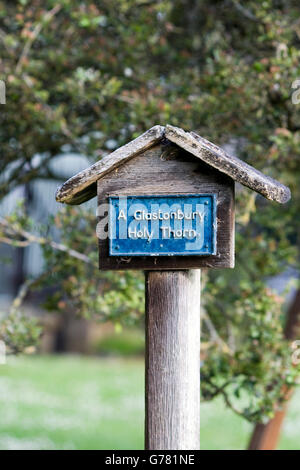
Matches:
[56,124,291,205]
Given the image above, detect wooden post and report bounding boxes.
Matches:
[145,270,201,450]
[248,288,300,450]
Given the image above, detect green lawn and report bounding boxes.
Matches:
[0,355,299,450]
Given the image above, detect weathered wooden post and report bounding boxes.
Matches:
[56,124,290,450]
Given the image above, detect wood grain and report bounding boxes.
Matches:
[55,125,165,204]
[56,124,290,206]
[165,125,291,204]
[145,270,201,450]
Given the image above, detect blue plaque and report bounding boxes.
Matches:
[109,195,217,256]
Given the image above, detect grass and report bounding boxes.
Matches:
[0,355,144,450]
[0,355,299,450]
[94,328,145,357]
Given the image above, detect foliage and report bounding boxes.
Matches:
[42,206,144,324]
[0,311,42,355]
[202,281,300,423]
[1,0,300,423]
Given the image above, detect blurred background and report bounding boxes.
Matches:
[0,0,300,450]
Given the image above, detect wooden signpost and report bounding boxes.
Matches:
[56,124,291,450]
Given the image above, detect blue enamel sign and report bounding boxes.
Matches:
[109,195,217,257]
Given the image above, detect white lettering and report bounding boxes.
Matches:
[118,209,126,220]
[105,454,139,467]
[132,208,204,221]
[161,226,197,239]
[292,79,300,105]
[128,227,153,241]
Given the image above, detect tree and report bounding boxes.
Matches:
[0,0,300,426]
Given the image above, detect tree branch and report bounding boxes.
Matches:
[202,311,233,354]
[16,5,62,74]
[0,217,96,266]
[230,0,260,23]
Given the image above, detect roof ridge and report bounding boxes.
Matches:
[56,125,165,204]
[56,124,291,205]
